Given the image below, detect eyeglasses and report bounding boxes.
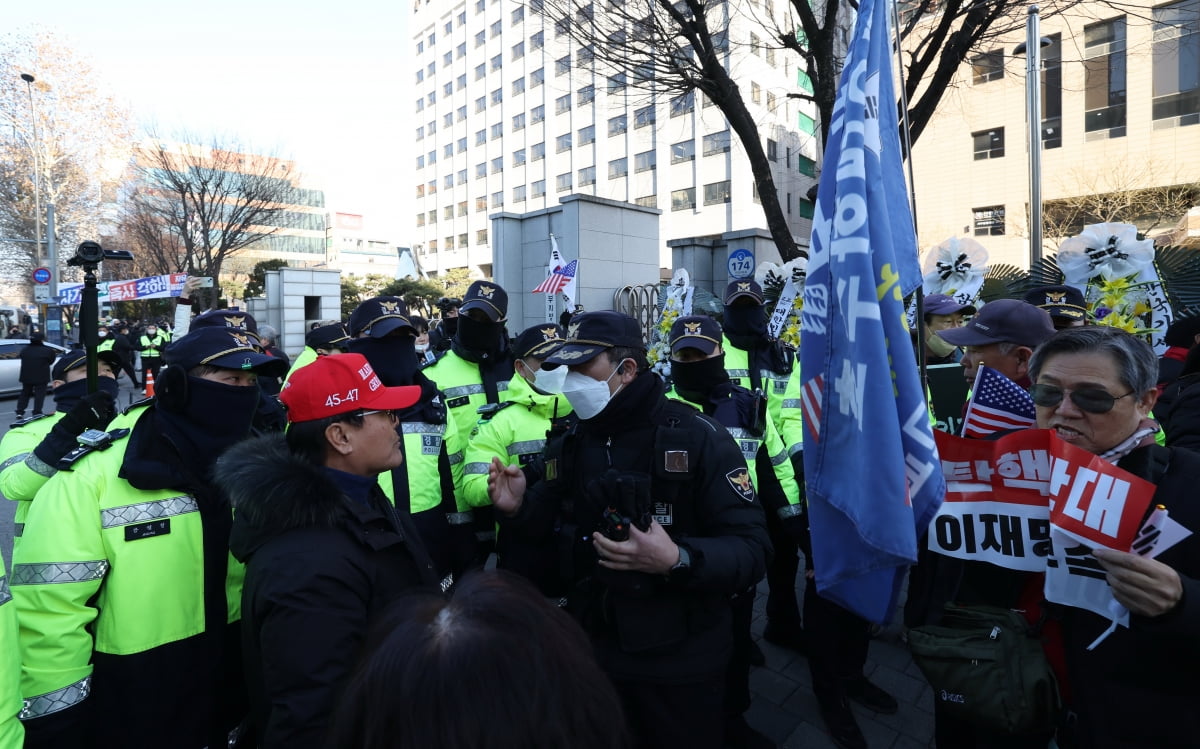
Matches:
[359,409,399,423]
[1028,384,1135,414]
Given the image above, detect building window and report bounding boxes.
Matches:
[491,89,503,106]
[531,67,545,87]
[609,114,627,136]
[532,179,546,198]
[973,205,1006,236]
[513,148,527,166]
[555,17,570,36]
[1084,17,1127,137]
[491,156,503,174]
[767,138,779,161]
[457,170,468,186]
[556,172,573,192]
[512,6,525,24]
[459,233,469,249]
[579,165,596,186]
[556,94,572,113]
[532,142,545,160]
[417,41,424,54]
[457,74,467,90]
[476,129,487,145]
[491,54,503,71]
[531,31,544,49]
[671,140,695,164]
[416,98,425,112]
[797,154,816,176]
[458,105,467,122]
[513,42,525,60]
[427,179,437,194]
[513,77,526,96]
[476,96,487,113]
[1152,0,1200,126]
[444,51,453,66]
[427,150,437,164]
[416,184,425,198]
[416,125,424,140]
[971,49,1004,83]
[458,200,468,216]
[579,124,595,144]
[703,180,732,206]
[416,70,424,83]
[477,229,489,244]
[703,130,731,155]
[416,213,425,227]
[444,143,454,158]
[475,63,486,80]
[492,191,503,207]
[476,196,487,212]
[556,55,571,75]
[577,45,594,64]
[457,42,467,59]
[635,195,657,208]
[513,112,527,130]
[532,104,545,123]
[608,73,627,94]
[634,105,656,128]
[475,30,486,47]
[556,133,572,152]
[444,112,454,127]
[416,155,425,169]
[634,150,656,173]
[513,185,527,202]
[491,20,502,37]
[972,128,1005,159]
[751,82,762,104]
[669,92,694,117]
[1042,34,1063,148]
[428,210,437,224]
[428,239,437,251]
[490,123,503,139]
[671,188,696,211]
[578,85,595,105]
[609,157,628,178]
[476,163,487,178]
[444,205,455,220]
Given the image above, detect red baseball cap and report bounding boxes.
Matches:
[280,353,421,422]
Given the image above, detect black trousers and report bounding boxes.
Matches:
[16,383,47,415]
[142,356,163,385]
[765,512,803,626]
[118,356,139,386]
[804,582,870,710]
[613,675,724,749]
[724,587,755,719]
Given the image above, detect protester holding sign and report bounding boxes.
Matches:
[1029,326,1200,748]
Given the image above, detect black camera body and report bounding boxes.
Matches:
[436,297,462,315]
[67,241,134,269]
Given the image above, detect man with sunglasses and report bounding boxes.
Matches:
[1029,326,1200,747]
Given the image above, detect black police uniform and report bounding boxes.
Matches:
[500,372,771,749]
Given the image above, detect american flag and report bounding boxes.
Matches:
[532,259,577,294]
[801,373,824,443]
[962,365,1036,438]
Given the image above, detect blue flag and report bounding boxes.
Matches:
[799,0,945,623]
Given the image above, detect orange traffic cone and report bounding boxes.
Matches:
[144,371,156,398]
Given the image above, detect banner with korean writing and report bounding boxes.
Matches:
[58,274,188,305]
[933,429,1158,617]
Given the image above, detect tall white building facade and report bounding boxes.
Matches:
[409,0,821,275]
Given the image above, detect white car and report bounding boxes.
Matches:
[0,339,71,398]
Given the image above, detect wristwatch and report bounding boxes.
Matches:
[668,544,692,583]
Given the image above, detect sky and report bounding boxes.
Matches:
[9,0,414,239]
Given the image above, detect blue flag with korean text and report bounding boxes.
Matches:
[799,0,945,623]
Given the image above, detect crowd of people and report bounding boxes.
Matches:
[0,272,1197,749]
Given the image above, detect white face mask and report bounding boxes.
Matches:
[561,360,626,420]
[531,363,568,395]
[414,343,429,354]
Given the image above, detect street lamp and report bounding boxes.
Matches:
[1010,8,1052,266]
[19,73,41,269]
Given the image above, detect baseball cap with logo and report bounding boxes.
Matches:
[306,322,351,351]
[349,296,415,338]
[937,299,1055,348]
[542,311,645,367]
[1021,285,1088,322]
[724,280,765,305]
[163,327,289,377]
[513,323,565,359]
[923,294,977,317]
[52,349,124,381]
[669,315,723,357]
[459,280,509,322]
[280,353,421,422]
[190,309,261,340]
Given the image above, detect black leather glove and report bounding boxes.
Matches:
[33,392,117,468]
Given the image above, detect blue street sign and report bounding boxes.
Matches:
[32,267,52,284]
[727,249,754,279]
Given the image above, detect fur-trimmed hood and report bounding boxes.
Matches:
[215,433,350,561]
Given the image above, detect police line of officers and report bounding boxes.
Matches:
[0,278,890,749]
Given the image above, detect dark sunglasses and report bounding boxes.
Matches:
[1028,384,1135,414]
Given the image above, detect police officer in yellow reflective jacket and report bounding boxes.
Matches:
[461,323,572,510]
[136,322,170,385]
[0,349,121,554]
[11,327,289,749]
[425,280,515,554]
[347,297,473,578]
[1,557,24,747]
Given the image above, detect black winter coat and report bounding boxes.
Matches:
[218,435,439,749]
[1156,373,1200,452]
[18,341,56,384]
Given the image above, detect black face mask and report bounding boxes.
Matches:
[348,336,418,386]
[52,376,120,412]
[723,305,768,339]
[455,315,503,354]
[158,376,260,474]
[441,316,459,338]
[671,354,730,404]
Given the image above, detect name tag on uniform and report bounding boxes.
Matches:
[739,440,756,460]
[774,380,787,394]
[421,434,442,455]
[664,451,689,473]
[446,396,470,409]
[653,502,673,526]
[125,519,170,541]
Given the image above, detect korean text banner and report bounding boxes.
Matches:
[58,274,188,305]
[799,0,944,623]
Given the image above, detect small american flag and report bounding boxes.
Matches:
[532,259,577,294]
[962,365,1036,438]
[801,373,825,443]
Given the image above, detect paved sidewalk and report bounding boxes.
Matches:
[745,576,937,749]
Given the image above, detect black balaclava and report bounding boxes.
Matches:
[157,377,260,475]
[454,314,505,357]
[670,354,731,405]
[52,377,119,412]
[723,304,770,349]
[348,336,419,386]
[440,316,459,339]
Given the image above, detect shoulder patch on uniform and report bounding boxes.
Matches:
[725,468,756,503]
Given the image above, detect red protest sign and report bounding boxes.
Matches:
[1044,437,1155,551]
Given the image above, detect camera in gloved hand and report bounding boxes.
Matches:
[589,469,653,542]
